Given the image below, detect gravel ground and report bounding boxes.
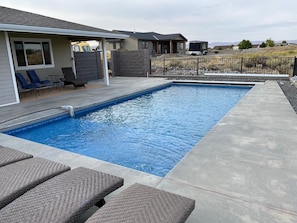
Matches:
[278,80,297,114]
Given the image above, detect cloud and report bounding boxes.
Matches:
[1,0,297,42]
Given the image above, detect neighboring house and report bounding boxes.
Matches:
[213,44,260,51]
[213,45,234,51]
[106,30,187,55]
[251,44,260,48]
[232,45,239,50]
[71,41,92,52]
[0,6,127,107]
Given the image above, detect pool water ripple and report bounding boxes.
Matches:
[9,84,250,176]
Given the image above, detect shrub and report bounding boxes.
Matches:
[238,39,252,49]
[244,58,257,68]
[169,60,183,68]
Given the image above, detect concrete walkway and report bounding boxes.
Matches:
[1,77,297,222]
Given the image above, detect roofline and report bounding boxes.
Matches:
[0,23,128,39]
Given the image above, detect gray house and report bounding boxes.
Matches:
[0,6,127,107]
[107,30,187,55]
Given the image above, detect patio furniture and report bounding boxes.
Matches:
[0,167,124,223]
[49,74,63,88]
[15,73,40,89]
[61,67,87,88]
[85,183,195,223]
[0,157,70,209]
[26,70,51,86]
[0,146,33,167]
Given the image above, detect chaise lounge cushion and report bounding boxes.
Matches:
[0,167,124,223]
[0,157,70,209]
[0,146,33,167]
[85,183,195,223]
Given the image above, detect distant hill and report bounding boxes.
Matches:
[209,40,297,48]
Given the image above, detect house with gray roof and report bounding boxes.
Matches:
[107,30,187,55]
[0,6,127,107]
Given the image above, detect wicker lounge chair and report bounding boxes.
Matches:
[0,167,124,223]
[61,67,87,88]
[0,157,70,209]
[85,183,195,223]
[0,146,33,167]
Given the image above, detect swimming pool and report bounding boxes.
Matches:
[7,84,251,177]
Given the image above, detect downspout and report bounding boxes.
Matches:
[101,38,109,86]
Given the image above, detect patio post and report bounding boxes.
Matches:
[101,38,109,86]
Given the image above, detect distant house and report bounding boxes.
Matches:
[213,45,234,51]
[213,44,260,51]
[106,30,187,55]
[71,41,92,52]
[0,6,127,107]
[251,44,260,48]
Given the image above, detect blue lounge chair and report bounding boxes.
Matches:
[26,70,51,86]
[15,73,40,89]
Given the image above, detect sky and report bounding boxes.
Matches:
[1,0,297,44]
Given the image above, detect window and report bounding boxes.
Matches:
[72,45,80,52]
[82,45,91,52]
[113,42,117,50]
[180,43,184,50]
[11,38,54,69]
[141,41,149,49]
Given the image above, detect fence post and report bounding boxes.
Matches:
[293,57,297,76]
[163,58,166,75]
[240,57,243,74]
[196,58,199,76]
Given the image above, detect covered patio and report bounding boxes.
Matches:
[0,6,127,107]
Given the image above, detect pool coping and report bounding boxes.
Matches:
[1,77,297,222]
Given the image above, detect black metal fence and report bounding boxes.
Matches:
[150,56,295,76]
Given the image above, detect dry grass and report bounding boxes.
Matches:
[151,45,297,76]
[231,45,297,58]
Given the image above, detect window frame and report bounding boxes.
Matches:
[180,42,184,50]
[141,41,149,49]
[11,38,55,70]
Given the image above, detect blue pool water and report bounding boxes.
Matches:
[8,84,251,176]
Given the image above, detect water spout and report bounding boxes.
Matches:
[61,105,75,117]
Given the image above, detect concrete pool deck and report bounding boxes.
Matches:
[1,77,297,222]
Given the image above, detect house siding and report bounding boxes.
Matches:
[123,37,138,51]
[0,32,18,107]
